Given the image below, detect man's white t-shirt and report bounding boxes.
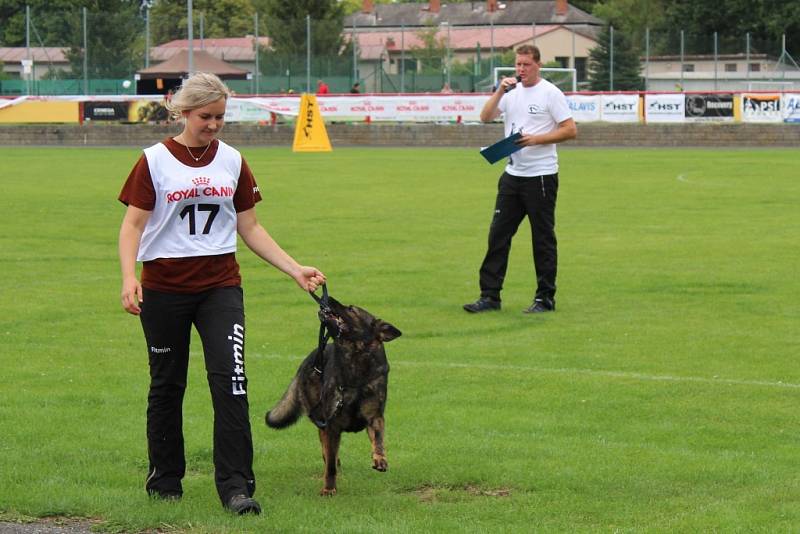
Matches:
[498,78,572,177]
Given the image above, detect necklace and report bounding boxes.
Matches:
[182,139,211,162]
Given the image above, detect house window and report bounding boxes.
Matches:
[749,63,760,72]
[682,64,695,72]
[554,56,569,68]
[725,63,737,72]
[574,57,587,82]
[399,58,417,73]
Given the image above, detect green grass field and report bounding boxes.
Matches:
[1,145,798,533]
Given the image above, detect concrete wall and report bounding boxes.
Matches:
[0,122,798,148]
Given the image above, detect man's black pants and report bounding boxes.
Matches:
[479,171,558,302]
[139,286,255,504]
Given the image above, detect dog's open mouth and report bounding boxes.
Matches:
[318,308,345,337]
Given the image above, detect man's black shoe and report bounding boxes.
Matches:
[524,298,555,314]
[225,494,262,515]
[463,297,501,313]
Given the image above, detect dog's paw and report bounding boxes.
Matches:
[320,487,337,497]
[372,457,388,472]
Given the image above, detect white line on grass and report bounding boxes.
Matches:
[253,353,800,390]
[676,173,690,183]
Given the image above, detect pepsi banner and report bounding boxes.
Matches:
[684,94,734,122]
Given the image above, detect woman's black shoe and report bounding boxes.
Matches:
[463,297,501,313]
[225,494,262,515]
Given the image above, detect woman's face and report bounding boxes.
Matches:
[182,97,226,145]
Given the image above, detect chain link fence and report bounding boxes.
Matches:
[1,6,797,96]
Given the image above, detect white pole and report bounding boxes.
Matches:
[645,27,649,90]
[353,20,358,87]
[680,30,684,91]
[306,15,311,93]
[400,24,405,93]
[188,0,194,76]
[713,31,718,90]
[145,6,150,67]
[254,12,259,94]
[609,26,614,91]
[83,7,88,95]
[26,5,31,95]
[745,32,750,83]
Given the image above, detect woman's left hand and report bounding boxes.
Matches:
[294,266,326,292]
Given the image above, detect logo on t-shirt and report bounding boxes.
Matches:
[528,104,546,114]
[165,177,235,203]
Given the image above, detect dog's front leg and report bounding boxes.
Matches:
[319,428,341,496]
[367,416,388,472]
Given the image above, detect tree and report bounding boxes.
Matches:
[148,0,260,47]
[254,0,353,82]
[588,25,643,90]
[0,0,82,46]
[661,0,800,56]
[259,0,345,58]
[62,0,143,78]
[591,0,666,53]
[410,24,446,74]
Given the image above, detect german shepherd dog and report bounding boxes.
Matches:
[265,296,401,495]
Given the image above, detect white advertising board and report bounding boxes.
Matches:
[741,94,782,123]
[600,94,639,123]
[567,94,601,122]
[238,95,488,122]
[644,93,685,123]
[781,93,800,123]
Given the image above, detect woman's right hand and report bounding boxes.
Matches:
[121,276,143,315]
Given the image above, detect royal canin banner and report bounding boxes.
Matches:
[233,94,644,123]
[238,95,488,122]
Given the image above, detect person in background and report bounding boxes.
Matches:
[463,45,577,314]
[118,72,325,515]
[316,79,330,94]
[350,82,361,94]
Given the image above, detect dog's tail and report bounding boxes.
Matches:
[265,376,303,429]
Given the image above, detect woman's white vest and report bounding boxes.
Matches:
[137,140,241,262]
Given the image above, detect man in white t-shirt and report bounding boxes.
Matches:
[464,45,577,314]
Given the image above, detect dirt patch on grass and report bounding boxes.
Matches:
[0,517,101,534]
[414,483,512,502]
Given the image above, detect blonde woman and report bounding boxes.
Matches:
[118,72,325,514]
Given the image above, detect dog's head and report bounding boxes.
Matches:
[319,297,401,344]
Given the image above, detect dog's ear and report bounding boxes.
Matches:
[377,321,402,342]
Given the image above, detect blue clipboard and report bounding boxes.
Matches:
[479,132,523,164]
